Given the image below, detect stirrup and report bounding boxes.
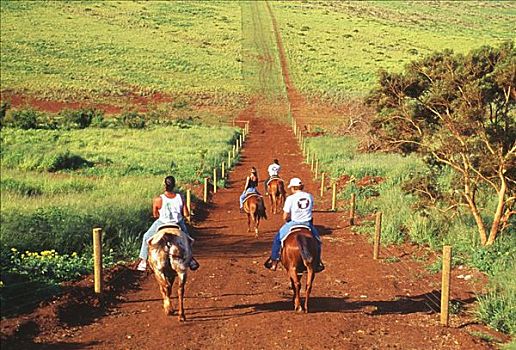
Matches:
[264,258,278,271]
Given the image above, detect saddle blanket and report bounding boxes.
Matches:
[266,176,283,186]
[280,225,312,247]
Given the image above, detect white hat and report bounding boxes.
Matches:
[288,177,303,188]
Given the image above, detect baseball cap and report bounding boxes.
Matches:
[288,177,303,188]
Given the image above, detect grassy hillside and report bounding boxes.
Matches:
[0,1,245,103]
[271,1,515,101]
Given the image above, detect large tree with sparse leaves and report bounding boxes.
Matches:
[368,41,515,246]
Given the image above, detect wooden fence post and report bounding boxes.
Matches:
[228,151,232,169]
[311,154,315,171]
[306,148,310,163]
[232,144,236,159]
[213,168,217,194]
[203,177,208,202]
[373,212,382,259]
[93,228,103,294]
[320,172,325,197]
[349,193,356,225]
[314,159,319,179]
[331,182,337,211]
[221,161,225,178]
[441,245,452,327]
[186,189,191,223]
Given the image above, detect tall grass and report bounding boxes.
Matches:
[0,125,239,256]
[271,1,515,102]
[307,135,516,335]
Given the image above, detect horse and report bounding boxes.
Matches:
[243,193,267,237]
[281,226,318,313]
[267,177,286,214]
[147,224,191,321]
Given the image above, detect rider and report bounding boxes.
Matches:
[264,159,281,195]
[264,177,325,272]
[240,167,260,213]
[137,175,199,272]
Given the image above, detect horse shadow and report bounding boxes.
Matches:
[232,292,476,315]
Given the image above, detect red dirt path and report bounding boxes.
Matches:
[1,114,504,349]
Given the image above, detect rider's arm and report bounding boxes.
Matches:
[182,195,190,219]
[152,196,162,218]
[243,176,250,191]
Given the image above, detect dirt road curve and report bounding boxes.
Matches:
[1,112,495,350]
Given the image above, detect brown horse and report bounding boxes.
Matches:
[267,178,286,214]
[147,225,191,321]
[243,194,267,237]
[281,227,318,312]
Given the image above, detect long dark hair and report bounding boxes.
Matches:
[164,176,176,192]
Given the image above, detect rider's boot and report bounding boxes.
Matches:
[264,257,278,271]
[189,257,200,271]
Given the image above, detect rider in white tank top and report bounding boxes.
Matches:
[158,194,184,224]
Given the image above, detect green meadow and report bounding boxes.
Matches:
[0,1,245,103]
[271,1,515,101]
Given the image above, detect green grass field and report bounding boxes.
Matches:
[271,1,515,101]
[0,125,239,254]
[0,1,245,104]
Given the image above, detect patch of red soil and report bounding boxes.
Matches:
[356,176,384,187]
[1,90,174,115]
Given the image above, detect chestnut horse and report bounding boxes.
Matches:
[243,194,267,237]
[267,177,286,214]
[147,225,191,321]
[281,227,318,312]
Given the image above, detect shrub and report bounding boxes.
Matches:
[121,111,146,129]
[4,109,39,129]
[59,108,102,129]
[41,151,93,172]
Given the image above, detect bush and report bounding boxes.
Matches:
[59,108,102,129]
[41,151,93,172]
[121,111,146,129]
[4,109,39,129]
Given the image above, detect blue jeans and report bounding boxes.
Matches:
[271,221,321,261]
[139,218,189,260]
[239,187,258,208]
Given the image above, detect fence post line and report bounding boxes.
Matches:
[373,212,382,259]
[228,151,232,169]
[240,134,243,146]
[232,144,236,159]
[441,245,452,327]
[349,193,356,225]
[213,168,217,194]
[203,177,208,202]
[320,172,325,197]
[314,159,319,179]
[221,161,225,178]
[306,148,310,163]
[311,154,315,171]
[331,182,337,211]
[93,228,103,294]
[186,189,191,223]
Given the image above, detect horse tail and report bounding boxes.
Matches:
[296,234,313,264]
[278,180,286,197]
[257,197,267,220]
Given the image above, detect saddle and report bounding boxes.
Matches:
[149,224,185,245]
[243,192,261,204]
[266,176,283,186]
[280,224,312,246]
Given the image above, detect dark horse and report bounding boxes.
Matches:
[267,177,286,214]
[147,225,191,321]
[281,227,318,312]
[243,194,267,237]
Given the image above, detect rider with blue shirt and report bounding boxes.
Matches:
[264,177,325,272]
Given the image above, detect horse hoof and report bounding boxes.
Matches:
[178,315,186,322]
[295,306,303,313]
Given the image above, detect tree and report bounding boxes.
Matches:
[368,41,515,246]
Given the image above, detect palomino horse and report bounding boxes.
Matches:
[243,193,267,237]
[147,224,191,321]
[281,226,318,312]
[267,177,286,214]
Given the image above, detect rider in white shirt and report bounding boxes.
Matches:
[137,176,199,272]
[264,177,324,272]
[264,159,281,195]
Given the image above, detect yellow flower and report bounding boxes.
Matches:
[71,252,78,257]
[10,248,17,252]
